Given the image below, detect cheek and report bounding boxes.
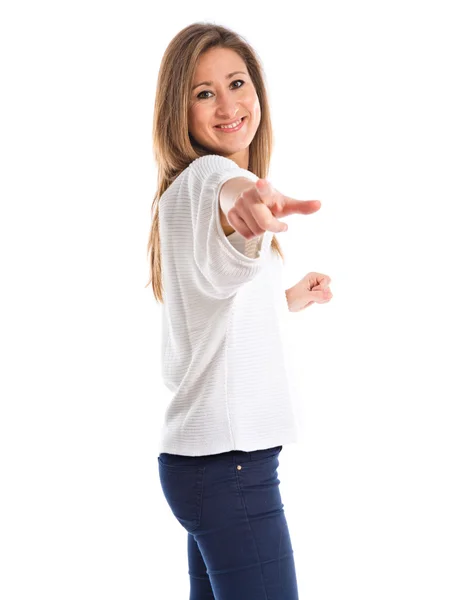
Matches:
[189,104,210,133]
[246,94,261,121]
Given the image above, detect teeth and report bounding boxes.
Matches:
[217,118,242,129]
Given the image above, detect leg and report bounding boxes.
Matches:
[193,448,299,600]
[188,532,215,600]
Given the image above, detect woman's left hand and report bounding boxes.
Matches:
[286,272,333,312]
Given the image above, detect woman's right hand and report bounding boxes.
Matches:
[226,178,321,239]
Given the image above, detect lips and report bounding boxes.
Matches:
[215,117,245,128]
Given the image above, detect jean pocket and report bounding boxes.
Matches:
[157,458,205,533]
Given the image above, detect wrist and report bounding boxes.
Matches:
[285,287,294,311]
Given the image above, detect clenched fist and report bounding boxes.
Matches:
[286,272,333,312]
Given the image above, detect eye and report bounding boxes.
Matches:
[197,90,212,100]
[197,79,245,100]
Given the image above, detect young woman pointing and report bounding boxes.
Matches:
[147,22,333,599]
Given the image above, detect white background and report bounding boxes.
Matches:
[1,1,465,598]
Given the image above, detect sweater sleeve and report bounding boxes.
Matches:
[187,154,272,298]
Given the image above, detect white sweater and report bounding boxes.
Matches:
[157,154,299,456]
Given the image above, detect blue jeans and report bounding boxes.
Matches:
[157,445,300,599]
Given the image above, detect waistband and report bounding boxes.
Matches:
[158,445,282,467]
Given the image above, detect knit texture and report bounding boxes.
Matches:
[158,154,299,456]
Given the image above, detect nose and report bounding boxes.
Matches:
[215,89,239,120]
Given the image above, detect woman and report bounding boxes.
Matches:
[147,22,333,600]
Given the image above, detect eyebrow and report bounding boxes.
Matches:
[191,71,247,92]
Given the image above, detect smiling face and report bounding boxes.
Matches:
[188,47,261,169]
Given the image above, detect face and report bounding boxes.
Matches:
[188,47,261,169]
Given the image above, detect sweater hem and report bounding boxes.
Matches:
[157,431,299,458]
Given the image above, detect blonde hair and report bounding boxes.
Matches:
[146,22,284,303]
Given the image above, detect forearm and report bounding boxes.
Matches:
[219,177,257,236]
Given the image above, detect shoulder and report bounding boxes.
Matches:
[189,154,239,173]
[159,155,239,206]
[187,154,258,185]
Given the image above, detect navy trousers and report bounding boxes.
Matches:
[157,445,300,599]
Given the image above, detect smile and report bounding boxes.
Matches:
[214,117,245,132]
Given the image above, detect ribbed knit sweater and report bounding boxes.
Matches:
[157,154,299,457]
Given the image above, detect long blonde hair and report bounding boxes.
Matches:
[146,22,284,303]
